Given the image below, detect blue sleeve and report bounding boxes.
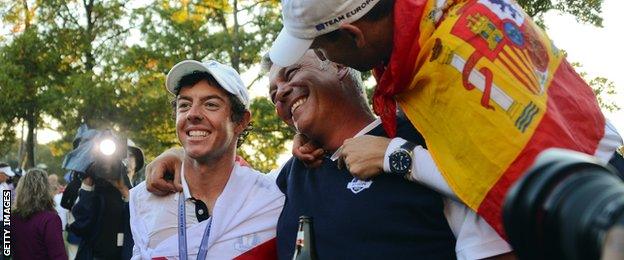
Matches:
[68,189,99,237]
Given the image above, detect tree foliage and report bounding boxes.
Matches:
[240,97,294,173]
[517,0,603,27]
[0,0,617,173]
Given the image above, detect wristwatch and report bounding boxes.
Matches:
[389,141,417,175]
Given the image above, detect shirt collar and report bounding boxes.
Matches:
[329,118,381,161]
[180,161,192,200]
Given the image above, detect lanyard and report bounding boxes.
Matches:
[178,192,213,260]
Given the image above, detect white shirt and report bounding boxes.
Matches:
[0,182,10,193]
[334,119,512,260]
[129,163,284,260]
[54,193,68,230]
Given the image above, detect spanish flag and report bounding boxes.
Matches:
[373,0,606,236]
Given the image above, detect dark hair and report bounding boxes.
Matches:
[171,71,251,147]
[320,0,395,42]
[360,0,395,22]
[0,162,8,168]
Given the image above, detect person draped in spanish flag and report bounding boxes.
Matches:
[269,0,624,239]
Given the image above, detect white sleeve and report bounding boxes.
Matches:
[383,137,457,198]
[444,199,512,259]
[129,186,148,259]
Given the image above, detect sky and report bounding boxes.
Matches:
[543,0,624,133]
[34,0,623,144]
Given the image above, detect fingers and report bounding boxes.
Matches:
[292,133,308,154]
[146,162,175,196]
[172,162,183,192]
[293,133,324,168]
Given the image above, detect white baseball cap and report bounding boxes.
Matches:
[0,166,15,177]
[269,0,381,67]
[165,60,250,109]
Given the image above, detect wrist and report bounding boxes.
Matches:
[386,139,417,176]
[80,183,94,192]
[383,138,408,173]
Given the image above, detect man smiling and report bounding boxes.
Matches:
[129,60,284,259]
[268,51,511,259]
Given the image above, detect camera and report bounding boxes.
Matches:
[503,148,624,260]
[63,126,128,181]
[61,125,138,209]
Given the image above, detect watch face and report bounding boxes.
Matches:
[390,150,412,174]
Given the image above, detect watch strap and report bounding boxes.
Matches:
[400,141,417,152]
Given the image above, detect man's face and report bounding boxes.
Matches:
[269,51,350,140]
[312,28,389,72]
[175,80,240,161]
[0,173,7,183]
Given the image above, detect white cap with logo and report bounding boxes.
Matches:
[165,60,250,109]
[269,0,380,67]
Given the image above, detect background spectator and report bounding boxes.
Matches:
[11,168,68,260]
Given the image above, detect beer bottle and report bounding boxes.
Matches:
[292,215,317,260]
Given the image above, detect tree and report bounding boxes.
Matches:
[116,0,288,168]
[0,0,617,172]
[517,0,603,27]
[0,0,129,167]
[240,97,294,173]
[0,27,67,168]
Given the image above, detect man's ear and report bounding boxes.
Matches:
[339,23,367,48]
[235,110,252,135]
[336,64,350,81]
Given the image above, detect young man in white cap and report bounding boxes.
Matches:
[128,60,284,259]
[270,0,624,242]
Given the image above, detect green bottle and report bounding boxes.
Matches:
[292,215,318,260]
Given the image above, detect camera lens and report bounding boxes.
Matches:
[503,149,624,260]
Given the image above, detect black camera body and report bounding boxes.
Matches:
[503,149,624,260]
[61,126,130,210]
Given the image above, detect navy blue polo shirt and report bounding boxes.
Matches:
[276,117,456,259]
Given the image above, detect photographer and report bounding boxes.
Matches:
[61,126,139,260]
[69,160,134,260]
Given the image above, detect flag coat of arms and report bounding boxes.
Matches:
[374,0,610,236]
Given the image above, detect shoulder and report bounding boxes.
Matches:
[35,211,63,226]
[275,157,298,192]
[129,181,176,210]
[129,181,147,203]
[235,165,283,196]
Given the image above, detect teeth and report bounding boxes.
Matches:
[291,98,307,115]
[189,130,207,137]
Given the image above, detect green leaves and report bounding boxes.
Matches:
[0,0,614,172]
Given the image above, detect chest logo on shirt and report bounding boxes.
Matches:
[347,178,373,194]
[234,233,260,252]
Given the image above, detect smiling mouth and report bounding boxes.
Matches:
[290,97,307,116]
[187,130,209,140]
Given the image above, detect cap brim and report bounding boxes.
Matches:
[0,167,15,177]
[269,28,313,67]
[165,60,210,95]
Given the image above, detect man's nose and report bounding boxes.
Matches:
[186,103,204,122]
[275,83,293,103]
